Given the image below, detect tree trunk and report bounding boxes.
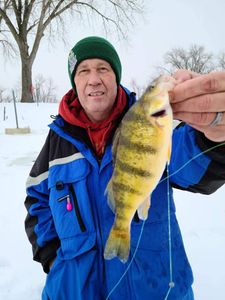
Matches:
[20,58,34,103]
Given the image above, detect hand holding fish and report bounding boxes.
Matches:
[170,70,225,142]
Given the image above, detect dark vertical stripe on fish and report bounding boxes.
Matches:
[112,181,142,195]
[116,159,152,178]
[114,200,134,212]
[119,135,157,154]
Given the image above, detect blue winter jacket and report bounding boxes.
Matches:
[25,87,225,300]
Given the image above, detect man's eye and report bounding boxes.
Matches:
[77,69,88,75]
[99,67,108,72]
[78,69,88,74]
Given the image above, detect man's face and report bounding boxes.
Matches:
[74,58,118,122]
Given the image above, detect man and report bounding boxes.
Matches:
[25,36,225,300]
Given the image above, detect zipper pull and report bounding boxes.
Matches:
[58,194,73,211]
[66,195,73,211]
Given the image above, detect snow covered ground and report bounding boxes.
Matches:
[0,102,225,300]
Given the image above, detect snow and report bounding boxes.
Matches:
[0,102,225,300]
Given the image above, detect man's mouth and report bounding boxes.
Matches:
[88,91,104,96]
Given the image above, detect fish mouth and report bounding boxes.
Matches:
[151,108,167,118]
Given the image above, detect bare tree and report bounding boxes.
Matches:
[156,44,216,75]
[34,74,57,103]
[218,52,225,70]
[0,86,4,102]
[0,0,143,103]
[0,86,13,102]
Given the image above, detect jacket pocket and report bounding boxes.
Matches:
[48,159,96,259]
[68,183,86,232]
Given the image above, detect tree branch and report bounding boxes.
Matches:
[43,0,75,28]
[0,6,19,44]
[74,1,121,33]
[23,0,36,30]
[11,0,22,28]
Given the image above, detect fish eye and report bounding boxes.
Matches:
[146,84,155,93]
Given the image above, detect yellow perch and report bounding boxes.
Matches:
[104,75,176,263]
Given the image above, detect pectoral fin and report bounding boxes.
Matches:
[112,125,122,166]
[137,196,151,220]
[105,179,116,213]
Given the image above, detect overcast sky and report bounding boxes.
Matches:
[1,0,225,98]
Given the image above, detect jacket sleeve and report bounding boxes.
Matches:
[169,123,225,194]
[24,131,60,273]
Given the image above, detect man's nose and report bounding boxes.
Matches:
[88,71,102,85]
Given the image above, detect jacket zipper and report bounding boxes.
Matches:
[69,184,87,232]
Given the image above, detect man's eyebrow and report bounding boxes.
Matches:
[97,62,110,67]
[77,63,89,69]
[77,62,110,70]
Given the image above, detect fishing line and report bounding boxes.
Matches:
[164,163,175,300]
[105,219,146,300]
[160,142,225,184]
[105,141,225,300]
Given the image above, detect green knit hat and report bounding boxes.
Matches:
[68,36,122,91]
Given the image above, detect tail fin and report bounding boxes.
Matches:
[104,225,130,263]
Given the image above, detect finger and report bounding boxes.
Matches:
[171,92,225,113]
[173,69,199,82]
[173,111,225,126]
[189,124,225,143]
[170,71,225,103]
